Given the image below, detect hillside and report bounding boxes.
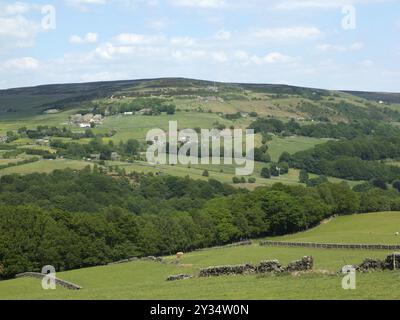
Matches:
[1,78,399,122]
[1,212,400,300]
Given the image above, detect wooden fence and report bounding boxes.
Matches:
[260,241,400,251]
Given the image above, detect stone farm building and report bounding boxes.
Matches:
[70,113,103,127]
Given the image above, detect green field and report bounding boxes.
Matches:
[1,212,399,300]
[274,212,400,244]
[267,136,331,162]
[0,159,93,176]
[96,112,248,142]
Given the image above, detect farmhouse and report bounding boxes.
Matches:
[36,138,50,145]
[44,109,60,114]
[111,152,120,161]
[89,153,100,161]
[137,108,152,115]
[0,136,8,143]
[70,113,103,127]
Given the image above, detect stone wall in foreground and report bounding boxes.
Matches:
[15,272,82,290]
[199,256,314,277]
[356,253,400,272]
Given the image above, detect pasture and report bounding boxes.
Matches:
[0,212,399,300]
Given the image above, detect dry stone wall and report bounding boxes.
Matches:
[15,272,82,290]
[199,264,255,277]
[166,274,193,281]
[199,256,314,277]
[255,260,285,273]
[354,253,400,272]
[286,256,314,272]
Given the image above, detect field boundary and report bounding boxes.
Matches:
[15,272,82,290]
[260,240,400,251]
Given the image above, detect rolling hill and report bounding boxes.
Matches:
[1,78,399,122]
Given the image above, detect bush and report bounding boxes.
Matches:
[202,170,210,177]
[232,177,241,184]
[393,180,400,192]
[261,168,271,179]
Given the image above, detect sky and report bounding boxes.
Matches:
[0,0,399,91]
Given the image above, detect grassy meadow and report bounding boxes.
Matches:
[0,212,399,300]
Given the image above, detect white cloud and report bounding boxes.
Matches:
[251,52,297,64]
[114,33,165,45]
[395,18,400,29]
[146,19,171,30]
[0,2,33,16]
[253,26,321,41]
[0,15,40,48]
[212,51,228,62]
[66,0,106,5]
[215,30,231,40]
[1,57,40,71]
[70,32,99,44]
[316,41,364,52]
[65,0,106,11]
[360,59,374,67]
[274,0,389,10]
[170,36,196,46]
[169,0,226,8]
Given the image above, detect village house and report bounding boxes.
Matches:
[111,152,120,161]
[36,138,50,146]
[89,153,101,161]
[44,109,60,114]
[137,108,152,115]
[70,113,103,127]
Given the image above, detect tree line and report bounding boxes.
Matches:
[1,168,400,278]
[287,135,400,182]
[249,118,400,139]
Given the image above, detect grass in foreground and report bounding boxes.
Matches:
[1,212,400,300]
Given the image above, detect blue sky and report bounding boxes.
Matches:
[0,0,399,91]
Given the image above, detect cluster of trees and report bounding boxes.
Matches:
[288,135,400,182]
[254,144,271,163]
[223,112,257,120]
[2,168,399,278]
[0,168,236,215]
[50,138,142,161]
[261,162,289,179]
[0,157,39,170]
[232,176,256,184]
[297,120,400,139]
[249,118,299,135]
[249,118,400,140]
[24,148,57,160]
[94,98,176,116]
[17,126,98,140]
